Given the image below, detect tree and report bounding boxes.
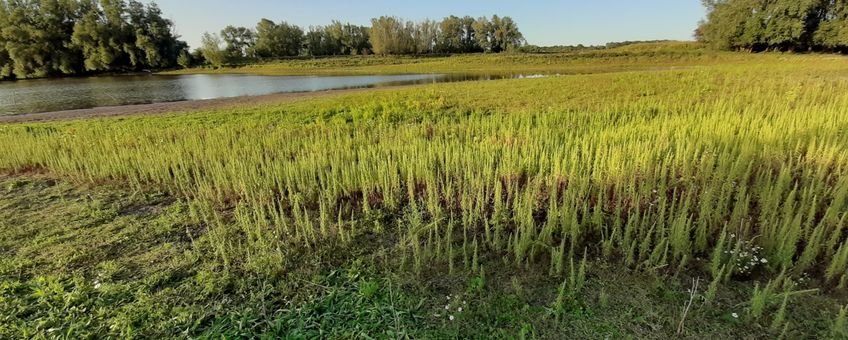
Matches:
[128,1,187,69]
[345,24,371,55]
[0,1,12,78]
[814,0,848,50]
[177,49,191,68]
[325,21,348,54]
[436,15,486,53]
[254,19,303,58]
[697,0,846,52]
[0,0,186,79]
[697,0,766,50]
[72,0,123,71]
[2,0,82,78]
[190,47,206,65]
[370,16,415,55]
[459,16,479,52]
[305,22,371,56]
[199,32,226,68]
[413,19,438,53]
[490,16,525,52]
[472,16,492,52]
[760,0,826,51]
[436,15,463,53]
[71,0,185,71]
[221,25,255,59]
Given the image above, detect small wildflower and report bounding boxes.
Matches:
[731,312,739,318]
[760,258,768,264]
[445,305,450,310]
[458,307,463,312]
[449,315,455,321]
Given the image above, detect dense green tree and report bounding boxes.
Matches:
[221,25,255,59]
[0,46,9,78]
[0,4,528,79]
[489,15,524,52]
[128,1,186,68]
[760,0,826,50]
[1,0,82,78]
[199,32,226,68]
[71,0,122,71]
[412,19,438,53]
[436,15,463,53]
[698,0,846,52]
[370,16,415,55]
[176,49,191,68]
[815,0,848,50]
[471,16,492,52]
[190,47,205,65]
[304,26,333,56]
[0,0,186,79]
[458,15,479,52]
[0,2,11,78]
[370,15,524,55]
[332,21,370,55]
[253,19,303,58]
[304,21,370,56]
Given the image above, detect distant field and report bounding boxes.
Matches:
[164,42,757,76]
[2,44,848,338]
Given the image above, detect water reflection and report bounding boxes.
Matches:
[0,73,534,115]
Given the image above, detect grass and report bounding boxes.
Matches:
[164,42,774,76]
[2,44,848,337]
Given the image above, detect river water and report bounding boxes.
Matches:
[0,73,517,115]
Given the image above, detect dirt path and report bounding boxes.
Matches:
[0,86,408,124]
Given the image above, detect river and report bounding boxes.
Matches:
[0,73,517,115]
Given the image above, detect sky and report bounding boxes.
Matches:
[154,0,708,49]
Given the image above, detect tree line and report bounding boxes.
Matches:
[697,0,848,52]
[0,1,526,78]
[0,0,187,80]
[198,15,525,67]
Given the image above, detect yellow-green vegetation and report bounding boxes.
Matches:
[166,42,750,76]
[3,47,848,338]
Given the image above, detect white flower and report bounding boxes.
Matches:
[731,312,739,318]
[458,307,463,312]
[445,305,450,310]
[449,315,455,321]
[760,258,768,264]
[94,283,102,289]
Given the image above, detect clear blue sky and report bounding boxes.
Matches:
[155,0,707,49]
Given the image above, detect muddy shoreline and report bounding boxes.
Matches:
[0,86,408,124]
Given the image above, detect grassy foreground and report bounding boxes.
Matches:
[3,46,848,338]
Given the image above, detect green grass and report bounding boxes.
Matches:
[164,42,763,76]
[3,45,848,337]
[1,175,844,338]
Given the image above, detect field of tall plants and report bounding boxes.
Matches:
[2,49,848,338]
